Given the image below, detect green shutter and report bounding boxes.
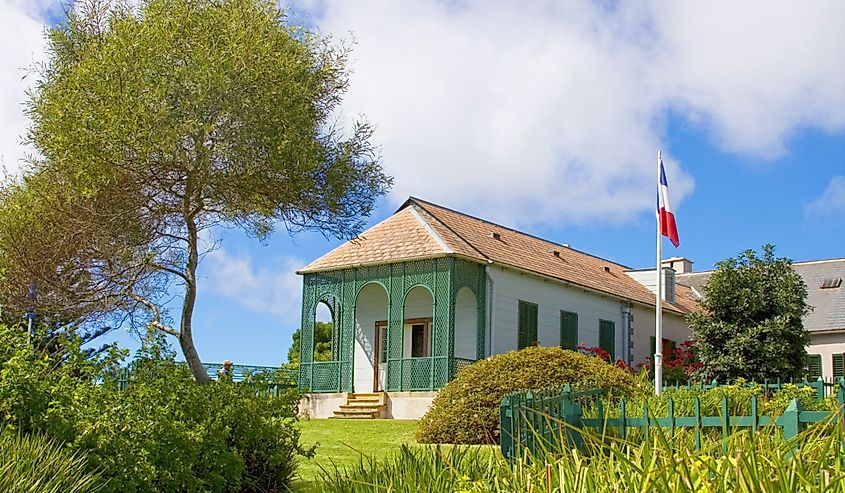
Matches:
[518,302,526,349]
[804,354,822,380]
[560,311,578,350]
[834,354,845,379]
[518,301,538,349]
[599,320,615,360]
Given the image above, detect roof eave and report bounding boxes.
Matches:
[488,261,687,315]
[297,252,488,275]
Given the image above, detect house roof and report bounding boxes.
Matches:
[300,197,698,315]
[678,258,845,333]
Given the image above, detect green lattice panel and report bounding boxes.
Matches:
[312,362,341,392]
[404,259,435,293]
[433,357,450,389]
[300,257,488,393]
[387,360,402,390]
[402,358,433,391]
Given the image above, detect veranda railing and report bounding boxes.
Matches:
[118,362,297,395]
[500,379,845,460]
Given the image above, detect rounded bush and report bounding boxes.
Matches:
[416,346,639,444]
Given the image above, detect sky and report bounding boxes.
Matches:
[1,0,844,366]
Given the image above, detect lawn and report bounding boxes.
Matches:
[294,419,420,490]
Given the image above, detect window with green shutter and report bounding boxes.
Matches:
[599,319,615,360]
[804,354,822,380]
[560,311,578,350]
[518,301,538,349]
[834,353,845,379]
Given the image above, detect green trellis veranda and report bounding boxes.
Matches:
[299,257,486,393]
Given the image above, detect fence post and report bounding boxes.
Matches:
[500,394,514,459]
[721,395,729,454]
[751,395,758,434]
[620,399,627,441]
[668,398,675,440]
[781,399,803,442]
[694,397,701,451]
[815,377,824,401]
[559,384,584,450]
[838,378,845,465]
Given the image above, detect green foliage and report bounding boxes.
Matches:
[319,426,845,493]
[0,325,310,492]
[688,244,810,382]
[0,430,103,493]
[1,0,390,378]
[287,322,334,365]
[416,346,638,445]
[601,380,835,420]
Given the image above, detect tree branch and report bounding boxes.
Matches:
[128,292,180,337]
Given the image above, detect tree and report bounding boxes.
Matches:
[286,322,333,366]
[687,244,810,382]
[2,0,391,383]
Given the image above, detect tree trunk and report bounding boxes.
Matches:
[180,205,210,384]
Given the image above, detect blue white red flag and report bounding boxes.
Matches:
[657,158,680,247]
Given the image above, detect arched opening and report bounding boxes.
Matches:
[354,282,388,392]
[403,286,434,359]
[313,300,336,362]
[400,286,435,390]
[454,287,478,361]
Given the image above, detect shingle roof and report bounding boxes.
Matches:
[678,258,845,332]
[298,206,452,272]
[300,197,698,314]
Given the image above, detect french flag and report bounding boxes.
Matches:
[658,158,680,247]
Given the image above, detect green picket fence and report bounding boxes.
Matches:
[662,377,839,399]
[500,379,845,460]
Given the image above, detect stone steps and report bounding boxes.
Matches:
[331,392,386,419]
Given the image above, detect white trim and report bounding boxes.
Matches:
[409,206,454,254]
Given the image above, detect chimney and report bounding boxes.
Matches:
[662,256,693,274]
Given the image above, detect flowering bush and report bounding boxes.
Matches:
[637,340,703,384]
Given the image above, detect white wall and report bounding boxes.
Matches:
[454,287,478,360]
[808,332,845,381]
[354,283,388,393]
[626,268,676,301]
[631,304,692,366]
[487,266,625,359]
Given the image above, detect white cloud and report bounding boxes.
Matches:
[297,0,845,227]
[2,1,844,229]
[806,176,845,218]
[0,0,54,176]
[655,1,845,158]
[200,246,304,319]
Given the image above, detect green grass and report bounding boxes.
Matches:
[316,424,845,492]
[294,419,419,491]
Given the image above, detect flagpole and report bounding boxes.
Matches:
[655,150,664,396]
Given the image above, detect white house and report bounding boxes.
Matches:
[295,197,699,419]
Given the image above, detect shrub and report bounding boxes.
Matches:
[0,325,311,492]
[416,346,639,444]
[0,430,103,493]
